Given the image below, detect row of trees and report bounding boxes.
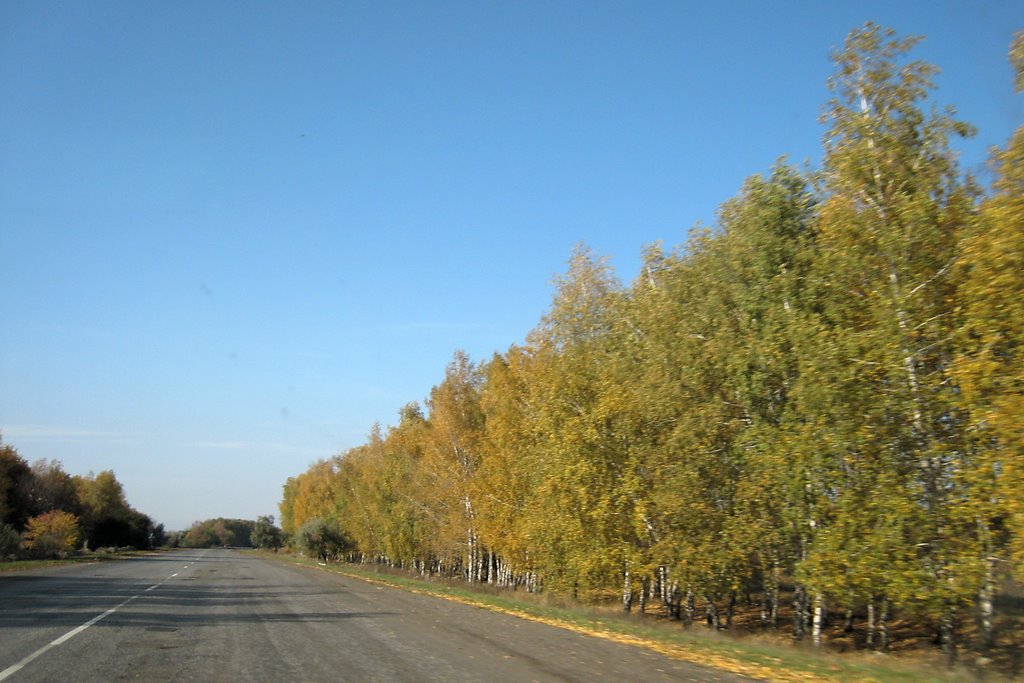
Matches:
[0,437,164,557]
[169,517,255,548]
[166,516,284,550]
[280,25,1023,662]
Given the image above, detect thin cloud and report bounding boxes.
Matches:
[1,425,142,442]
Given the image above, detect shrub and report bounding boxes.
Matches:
[23,510,80,558]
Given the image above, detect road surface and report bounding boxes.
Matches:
[0,549,759,682]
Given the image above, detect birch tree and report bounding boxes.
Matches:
[950,32,1024,652]
[521,245,636,596]
[477,347,541,585]
[810,22,977,658]
[421,351,487,581]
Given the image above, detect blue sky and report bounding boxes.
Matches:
[2,2,1021,531]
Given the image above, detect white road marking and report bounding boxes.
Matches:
[0,550,210,681]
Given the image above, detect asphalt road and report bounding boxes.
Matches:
[0,549,760,682]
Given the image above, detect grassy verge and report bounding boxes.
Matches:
[0,549,159,573]
[259,552,988,683]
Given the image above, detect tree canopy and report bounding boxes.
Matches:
[0,436,160,556]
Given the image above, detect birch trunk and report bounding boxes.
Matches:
[705,596,720,630]
[879,598,889,652]
[940,604,957,666]
[866,600,876,648]
[658,565,669,606]
[977,553,996,654]
[760,571,771,626]
[622,565,633,612]
[792,585,807,641]
[769,565,779,626]
[812,593,825,648]
[667,583,681,620]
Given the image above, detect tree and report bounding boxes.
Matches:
[295,517,350,562]
[287,460,342,537]
[421,351,487,581]
[252,515,283,550]
[22,510,80,558]
[180,518,254,548]
[955,30,1024,576]
[75,470,131,547]
[0,522,20,559]
[26,459,81,518]
[0,439,33,530]
[477,348,542,586]
[948,32,1024,652]
[807,22,977,657]
[150,523,168,548]
[519,245,637,596]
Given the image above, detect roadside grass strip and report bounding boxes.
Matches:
[0,550,165,574]
[271,554,960,683]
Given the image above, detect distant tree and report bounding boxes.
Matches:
[252,515,282,550]
[182,519,232,547]
[295,517,350,562]
[22,510,80,558]
[221,519,254,547]
[180,518,254,548]
[150,523,168,548]
[165,530,183,548]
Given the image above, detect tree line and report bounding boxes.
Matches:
[0,437,165,558]
[279,25,1024,662]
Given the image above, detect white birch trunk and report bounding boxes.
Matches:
[811,592,824,648]
[705,596,719,630]
[879,598,889,652]
[978,554,996,654]
[866,600,876,649]
[622,565,633,612]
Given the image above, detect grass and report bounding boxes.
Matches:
[0,548,158,573]
[259,552,1001,683]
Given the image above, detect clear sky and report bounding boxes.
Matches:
[2,2,1022,531]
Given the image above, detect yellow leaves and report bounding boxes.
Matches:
[288,459,341,535]
[22,510,79,556]
[1011,31,1024,93]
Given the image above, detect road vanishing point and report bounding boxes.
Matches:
[0,548,759,682]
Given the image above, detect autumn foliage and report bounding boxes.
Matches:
[0,439,161,555]
[281,26,1024,664]
[22,510,80,558]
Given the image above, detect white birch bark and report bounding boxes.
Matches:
[812,593,825,648]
